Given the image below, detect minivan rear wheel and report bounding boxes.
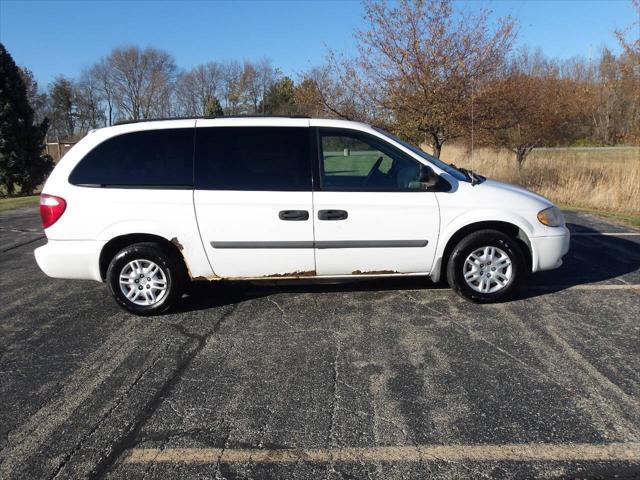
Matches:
[106,242,184,315]
[446,229,524,303]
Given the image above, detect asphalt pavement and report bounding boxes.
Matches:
[0,207,639,479]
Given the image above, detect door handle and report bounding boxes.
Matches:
[318,209,348,221]
[279,210,309,221]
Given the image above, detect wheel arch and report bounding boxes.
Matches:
[99,233,189,281]
[432,220,532,283]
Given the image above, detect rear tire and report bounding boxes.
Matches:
[106,242,185,316]
[446,229,524,303]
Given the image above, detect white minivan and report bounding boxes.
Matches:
[35,117,570,315]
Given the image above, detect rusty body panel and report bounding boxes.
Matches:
[351,270,399,275]
[189,271,317,282]
[262,270,316,278]
[192,275,221,282]
[187,270,417,282]
[170,237,184,251]
[170,236,201,280]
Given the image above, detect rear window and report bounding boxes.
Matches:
[195,127,311,191]
[69,129,194,187]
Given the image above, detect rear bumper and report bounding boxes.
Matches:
[530,228,570,272]
[34,239,105,281]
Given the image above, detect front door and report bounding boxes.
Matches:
[312,126,440,276]
[193,121,315,278]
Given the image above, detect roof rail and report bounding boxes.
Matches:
[113,115,311,126]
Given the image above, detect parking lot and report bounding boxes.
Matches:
[0,206,639,479]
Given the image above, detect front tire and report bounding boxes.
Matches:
[446,229,525,303]
[106,242,185,316]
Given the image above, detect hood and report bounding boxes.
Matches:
[465,178,554,211]
[483,179,552,204]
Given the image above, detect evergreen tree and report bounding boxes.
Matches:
[204,95,224,116]
[0,43,53,195]
[262,77,296,115]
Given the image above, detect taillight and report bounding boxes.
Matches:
[40,194,67,229]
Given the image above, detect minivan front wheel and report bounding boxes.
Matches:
[107,242,184,315]
[447,229,524,303]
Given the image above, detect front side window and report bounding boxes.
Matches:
[372,127,469,182]
[69,129,194,187]
[319,128,423,191]
[195,127,311,191]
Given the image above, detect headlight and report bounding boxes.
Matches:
[537,206,564,227]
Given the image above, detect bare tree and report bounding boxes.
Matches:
[221,60,243,115]
[296,62,370,121]
[509,47,560,77]
[255,59,277,114]
[76,69,106,133]
[176,62,223,116]
[47,76,76,140]
[354,0,516,157]
[241,61,261,113]
[104,46,177,121]
[591,50,625,144]
[612,0,640,144]
[614,0,640,58]
[88,60,116,126]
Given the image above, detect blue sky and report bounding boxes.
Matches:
[0,0,636,88]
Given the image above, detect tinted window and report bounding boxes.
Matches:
[319,128,423,191]
[69,129,194,187]
[195,127,311,191]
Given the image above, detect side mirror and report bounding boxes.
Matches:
[419,165,439,188]
[408,165,446,191]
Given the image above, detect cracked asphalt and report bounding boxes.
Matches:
[1,207,639,479]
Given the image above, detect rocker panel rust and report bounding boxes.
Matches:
[190,271,316,282]
[352,270,399,275]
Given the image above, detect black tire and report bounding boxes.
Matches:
[446,229,525,303]
[106,242,185,316]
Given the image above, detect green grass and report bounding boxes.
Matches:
[0,195,39,213]
[560,204,640,229]
[323,153,392,176]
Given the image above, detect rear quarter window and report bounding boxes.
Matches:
[69,128,194,187]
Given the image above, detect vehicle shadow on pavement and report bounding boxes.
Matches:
[515,222,640,299]
[176,276,446,313]
[175,222,640,313]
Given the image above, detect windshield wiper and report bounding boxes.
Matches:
[450,164,479,185]
[462,168,478,185]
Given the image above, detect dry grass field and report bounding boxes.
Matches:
[435,145,640,216]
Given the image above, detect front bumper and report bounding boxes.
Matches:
[34,239,105,281]
[529,227,571,272]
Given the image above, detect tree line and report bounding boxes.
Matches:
[1,0,638,196]
[312,0,639,165]
[22,52,306,140]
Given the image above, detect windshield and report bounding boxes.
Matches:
[372,127,469,182]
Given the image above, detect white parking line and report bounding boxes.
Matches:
[571,232,640,236]
[531,284,640,291]
[0,228,43,234]
[124,442,640,464]
[568,284,640,290]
